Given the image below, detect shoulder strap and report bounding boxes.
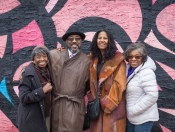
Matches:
[126,74,136,86]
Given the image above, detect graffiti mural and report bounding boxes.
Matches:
[0,0,175,131]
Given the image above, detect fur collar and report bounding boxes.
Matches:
[90,51,124,87]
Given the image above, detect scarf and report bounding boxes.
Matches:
[34,64,51,117]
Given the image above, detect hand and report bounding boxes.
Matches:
[42,83,52,93]
[57,47,65,51]
[19,67,26,81]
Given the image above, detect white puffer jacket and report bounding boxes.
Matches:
[126,56,159,124]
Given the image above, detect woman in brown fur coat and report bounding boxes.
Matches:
[88,29,126,132]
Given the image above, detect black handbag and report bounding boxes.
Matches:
[87,81,104,120]
[88,95,101,120]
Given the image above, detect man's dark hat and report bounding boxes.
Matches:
[62,25,86,41]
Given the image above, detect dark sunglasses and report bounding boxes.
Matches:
[67,37,81,42]
[128,56,142,60]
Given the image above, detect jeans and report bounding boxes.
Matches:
[127,119,153,132]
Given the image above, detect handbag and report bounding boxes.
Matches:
[87,81,104,120]
[88,95,101,120]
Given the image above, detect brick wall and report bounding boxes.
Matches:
[0,0,175,131]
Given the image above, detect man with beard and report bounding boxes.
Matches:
[49,25,90,132]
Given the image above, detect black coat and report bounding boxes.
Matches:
[17,63,48,132]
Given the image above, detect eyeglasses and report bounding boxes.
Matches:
[67,37,81,42]
[128,56,142,60]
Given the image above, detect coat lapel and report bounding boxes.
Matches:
[65,51,82,63]
[89,58,98,95]
[98,52,124,86]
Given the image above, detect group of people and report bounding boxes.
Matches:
[17,25,159,132]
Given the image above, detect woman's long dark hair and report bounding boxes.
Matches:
[90,29,117,63]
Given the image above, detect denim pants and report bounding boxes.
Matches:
[127,119,153,132]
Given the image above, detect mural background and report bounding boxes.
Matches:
[0,0,175,131]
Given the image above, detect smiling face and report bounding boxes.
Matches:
[128,49,143,69]
[66,35,82,54]
[97,31,108,54]
[33,53,49,69]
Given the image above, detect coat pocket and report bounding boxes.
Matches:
[24,109,30,122]
[111,101,126,122]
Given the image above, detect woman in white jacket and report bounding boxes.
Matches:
[124,42,159,132]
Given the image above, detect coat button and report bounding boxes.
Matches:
[35,92,37,95]
[41,105,42,107]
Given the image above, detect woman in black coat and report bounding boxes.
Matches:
[17,46,52,132]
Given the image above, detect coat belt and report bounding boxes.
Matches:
[52,91,84,104]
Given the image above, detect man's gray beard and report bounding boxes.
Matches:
[68,46,80,54]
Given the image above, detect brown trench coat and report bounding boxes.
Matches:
[49,49,90,132]
[87,51,126,132]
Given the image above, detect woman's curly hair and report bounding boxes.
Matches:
[89,29,117,63]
